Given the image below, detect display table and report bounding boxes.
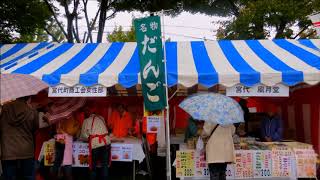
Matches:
[39,137,145,167]
[172,139,318,180]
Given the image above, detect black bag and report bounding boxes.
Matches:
[209,124,219,138]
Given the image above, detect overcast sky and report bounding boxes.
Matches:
[56,1,230,42]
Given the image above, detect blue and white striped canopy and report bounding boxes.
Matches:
[1,39,319,88]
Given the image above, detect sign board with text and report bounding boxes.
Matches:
[147,116,161,133]
[134,16,166,111]
[175,150,235,178]
[271,148,293,177]
[235,150,254,179]
[44,141,55,166]
[176,150,195,177]
[294,149,317,178]
[111,144,133,162]
[226,84,289,97]
[48,84,107,97]
[73,142,89,167]
[253,150,272,178]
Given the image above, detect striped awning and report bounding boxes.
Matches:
[1,39,319,88]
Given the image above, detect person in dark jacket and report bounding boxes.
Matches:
[0,96,39,180]
[260,104,283,142]
[184,117,198,142]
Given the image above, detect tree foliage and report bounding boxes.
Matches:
[214,0,320,39]
[45,0,125,43]
[107,26,136,42]
[2,0,318,43]
[116,0,319,39]
[0,0,51,43]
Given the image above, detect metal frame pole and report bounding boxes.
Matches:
[161,9,172,180]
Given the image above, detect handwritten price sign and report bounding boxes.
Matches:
[253,150,272,178]
[235,150,254,179]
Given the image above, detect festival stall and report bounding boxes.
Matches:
[174,140,318,179]
[1,38,320,179]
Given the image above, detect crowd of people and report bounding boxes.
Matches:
[0,96,158,180]
[0,95,283,180]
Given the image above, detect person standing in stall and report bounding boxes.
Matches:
[109,104,133,138]
[260,104,283,142]
[50,113,80,180]
[133,114,157,153]
[80,104,111,180]
[0,96,39,180]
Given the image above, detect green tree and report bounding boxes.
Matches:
[15,29,49,43]
[45,0,128,43]
[0,0,51,43]
[107,26,136,42]
[12,18,66,43]
[106,25,172,42]
[115,0,319,39]
[215,0,319,39]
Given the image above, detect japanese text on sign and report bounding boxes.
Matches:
[44,141,55,166]
[271,149,293,177]
[134,16,166,111]
[48,84,107,97]
[253,150,272,178]
[147,116,161,133]
[294,149,317,178]
[176,151,195,177]
[226,84,289,97]
[111,144,133,162]
[175,150,235,178]
[73,142,89,167]
[235,150,254,178]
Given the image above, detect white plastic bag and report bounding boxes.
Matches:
[196,137,204,151]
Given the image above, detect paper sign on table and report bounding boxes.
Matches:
[176,150,235,178]
[147,116,161,133]
[111,144,133,162]
[121,144,133,161]
[226,164,235,179]
[194,151,209,177]
[294,149,317,178]
[44,141,55,166]
[271,149,293,177]
[176,151,195,177]
[234,150,254,179]
[253,150,272,178]
[73,142,89,167]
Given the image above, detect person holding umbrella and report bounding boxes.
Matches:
[202,123,235,180]
[179,93,244,180]
[0,96,40,180]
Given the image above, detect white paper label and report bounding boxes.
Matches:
[226,84,289,97]
[48,84,107,97]
[147,116,161,133]
[111,144,133,162]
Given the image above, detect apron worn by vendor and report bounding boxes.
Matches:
[81,114,111,169]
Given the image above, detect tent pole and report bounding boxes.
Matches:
[161,9,172,180]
